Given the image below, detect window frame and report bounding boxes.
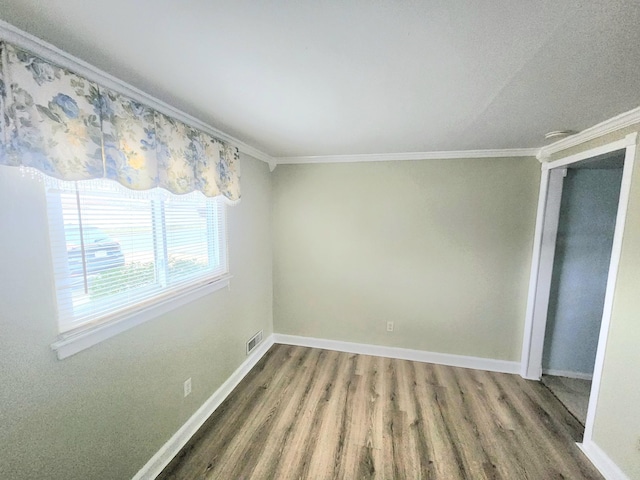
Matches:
[46,182,231,359]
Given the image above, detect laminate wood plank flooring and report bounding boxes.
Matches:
[158,345,603,480]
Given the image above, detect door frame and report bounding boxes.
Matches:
[520,132,637,443]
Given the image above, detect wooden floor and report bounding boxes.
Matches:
[158,345,603,480]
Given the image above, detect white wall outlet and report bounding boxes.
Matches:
[386,321,394,332]
[183,377,192,397]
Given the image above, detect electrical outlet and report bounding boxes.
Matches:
[184,378,192,397]
[387,321,394,332]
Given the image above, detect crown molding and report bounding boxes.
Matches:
[538,105,640,161]
[0,19,275,166]
[6,19,638,172]
[276,148,538,165]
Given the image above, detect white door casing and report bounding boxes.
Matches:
[520,132,638,451]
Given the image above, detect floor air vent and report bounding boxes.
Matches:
[246,330,263,355]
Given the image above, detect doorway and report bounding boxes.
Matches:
[540,153,624,426]
[520,132,638,446]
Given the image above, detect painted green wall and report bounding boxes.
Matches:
[272,158,540,361]
[591,151,640,478]
[0,154,273,480]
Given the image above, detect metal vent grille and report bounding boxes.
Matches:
[246,330,263,355]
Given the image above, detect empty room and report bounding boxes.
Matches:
[1,2,640,479]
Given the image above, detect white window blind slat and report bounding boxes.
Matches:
[46,178,228,333]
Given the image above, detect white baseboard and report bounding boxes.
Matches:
[132,334,275,480]
[272,334,520,374]
[578,441,631,480]
[543,368,594,380]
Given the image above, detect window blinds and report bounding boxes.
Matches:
[46,177,227,333]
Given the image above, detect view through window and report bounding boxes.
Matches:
[46,179,227,333]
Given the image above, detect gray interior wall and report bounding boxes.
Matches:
[542,167,623,375]
[0,153,273,480]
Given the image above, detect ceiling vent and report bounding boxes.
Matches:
[544,130,577,140]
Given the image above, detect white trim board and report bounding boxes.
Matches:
[583,138,637,444]
[578,441,631,480]
[51,276,232,360]
[273,334,520,374]
[521,134,637,382]
[538,105,640,161]
[131,334,275,480]
[542,369,593,381]
[542,134,637,171]
[520,167,565,380]
[0,19,275,166]
[276,148,538,165]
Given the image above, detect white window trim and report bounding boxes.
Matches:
[51,274,231,359]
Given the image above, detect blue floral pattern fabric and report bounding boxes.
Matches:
[200,132,241,200]
[99,87,158,190]
[154,112,198,194]
[0,41,240,200]
[0,42,104,180]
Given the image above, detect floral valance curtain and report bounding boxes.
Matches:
[0,41,240,200]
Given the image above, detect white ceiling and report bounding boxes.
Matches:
[1,1,640,158]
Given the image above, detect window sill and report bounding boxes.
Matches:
[51,274,231,359]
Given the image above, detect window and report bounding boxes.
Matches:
[46,178,228,337]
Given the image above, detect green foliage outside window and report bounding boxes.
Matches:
[89,256,207,299]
